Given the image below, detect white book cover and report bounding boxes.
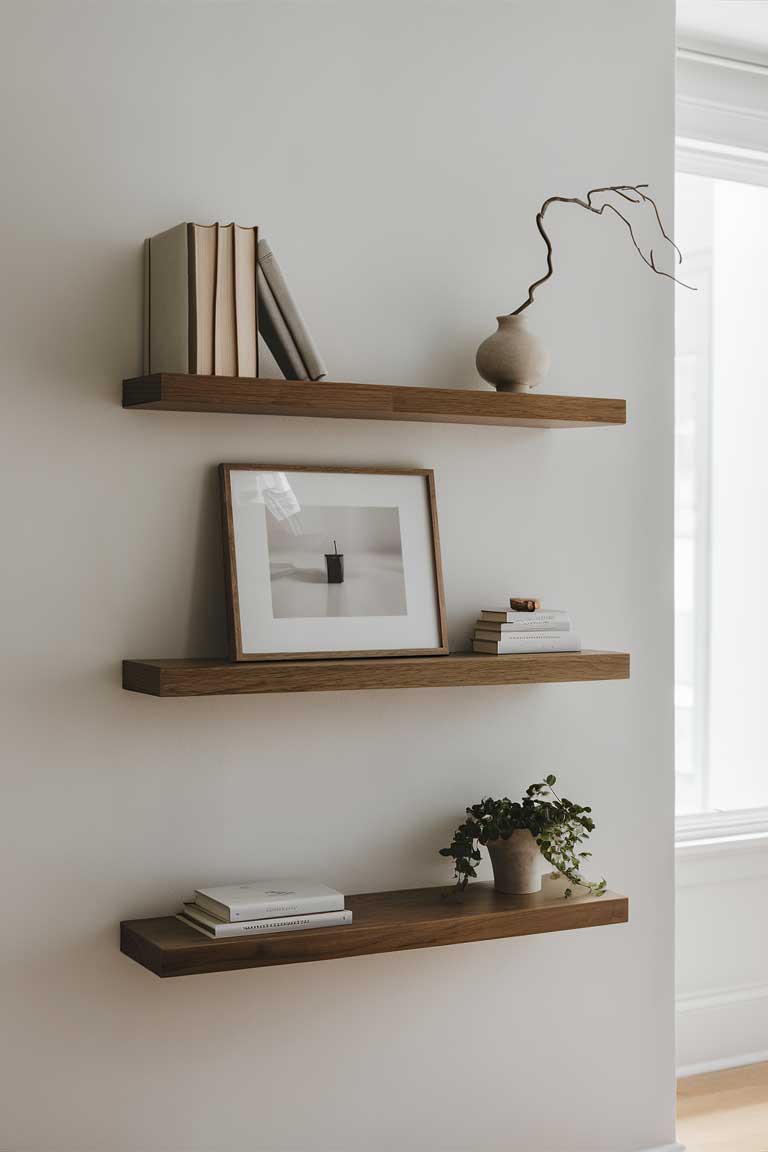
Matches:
[475,628,571,642]
[178,906,352,939]
[473,632,582,654]
[193,879,345,922]
[475,618,571,633]
[480,609,569,624]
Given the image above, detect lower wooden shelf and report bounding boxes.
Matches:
[122,650,629,696]
[121,878,628,977]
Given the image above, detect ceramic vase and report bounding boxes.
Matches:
[475,314,550,392]
[487,829,544,894]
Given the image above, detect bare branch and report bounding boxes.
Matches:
[510,183,694,316]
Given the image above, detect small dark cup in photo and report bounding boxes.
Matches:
[325,553,344,583]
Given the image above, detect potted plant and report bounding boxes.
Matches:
[439,775,606,898]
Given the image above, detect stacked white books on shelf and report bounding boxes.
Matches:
[472,601,581,655]
[177,879,351,939]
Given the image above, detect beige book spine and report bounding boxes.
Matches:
[233,225,259,377]
[188,223,217,375]
[214,223,237,376]
[143,238,150,375]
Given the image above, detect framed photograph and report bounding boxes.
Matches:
[219,464,448,662]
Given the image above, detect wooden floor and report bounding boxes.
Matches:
[678,1062,768,1151]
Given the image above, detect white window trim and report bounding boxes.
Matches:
[677,136,768,187]
[678,47,768,78]
[675,140,714,822]
[677,807,768,846]
[674,133,768,850]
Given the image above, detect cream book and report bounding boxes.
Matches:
[233,225,259,377]
[144,222,259,377]
[473,632,581,654]
[474,617,571,633]
[144,222,217,374]
[193,879,345,922]
[214,223,237,376]
[479,609,569,625]
[179,904,352,939]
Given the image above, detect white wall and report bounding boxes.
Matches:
[0,3,676,1150]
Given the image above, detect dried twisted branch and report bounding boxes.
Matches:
[511,183,695,316]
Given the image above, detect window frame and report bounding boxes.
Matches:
[675,135,768,847]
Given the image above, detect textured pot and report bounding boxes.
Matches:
[487,829,544,894]
[475,314,550,392]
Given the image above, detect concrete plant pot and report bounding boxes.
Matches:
[487,829,544,894]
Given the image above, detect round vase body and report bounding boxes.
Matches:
[487,829,544,894]
[475,314,550,392]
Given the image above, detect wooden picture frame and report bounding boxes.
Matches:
[219,464,449,662]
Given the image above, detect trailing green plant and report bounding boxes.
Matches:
[439,775,606,899]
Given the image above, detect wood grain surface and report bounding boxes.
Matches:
[677,1061,768,1152]
[122,374,626,427]
[122,650,630,696]
[120,878,629,977]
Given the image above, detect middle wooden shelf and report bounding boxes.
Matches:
[122,650,630,697]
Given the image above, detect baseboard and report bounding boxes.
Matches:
[678,1048,768,1078]
[677,979,768,1013]
[677,980,768,1074]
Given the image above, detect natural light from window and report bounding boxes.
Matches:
[675,164,768,818]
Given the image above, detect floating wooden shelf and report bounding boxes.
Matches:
[120,878,628,977]
[122,650,630,697]
[123,374,626,428]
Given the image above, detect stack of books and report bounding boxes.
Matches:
[176,879,351,939]
[144,223,326,381]
[472,599,581,654]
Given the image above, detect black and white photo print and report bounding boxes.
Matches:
[266,504,408,619]
[220,465,448,661]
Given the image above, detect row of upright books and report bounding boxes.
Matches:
[472,598,581,654]
[176,879,350,939]
[144,223,327,381]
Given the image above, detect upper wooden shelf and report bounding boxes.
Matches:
[122,374,626,428]
[123,650,629,697]
[120,877,628,977]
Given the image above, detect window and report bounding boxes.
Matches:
[675,144,768,826]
